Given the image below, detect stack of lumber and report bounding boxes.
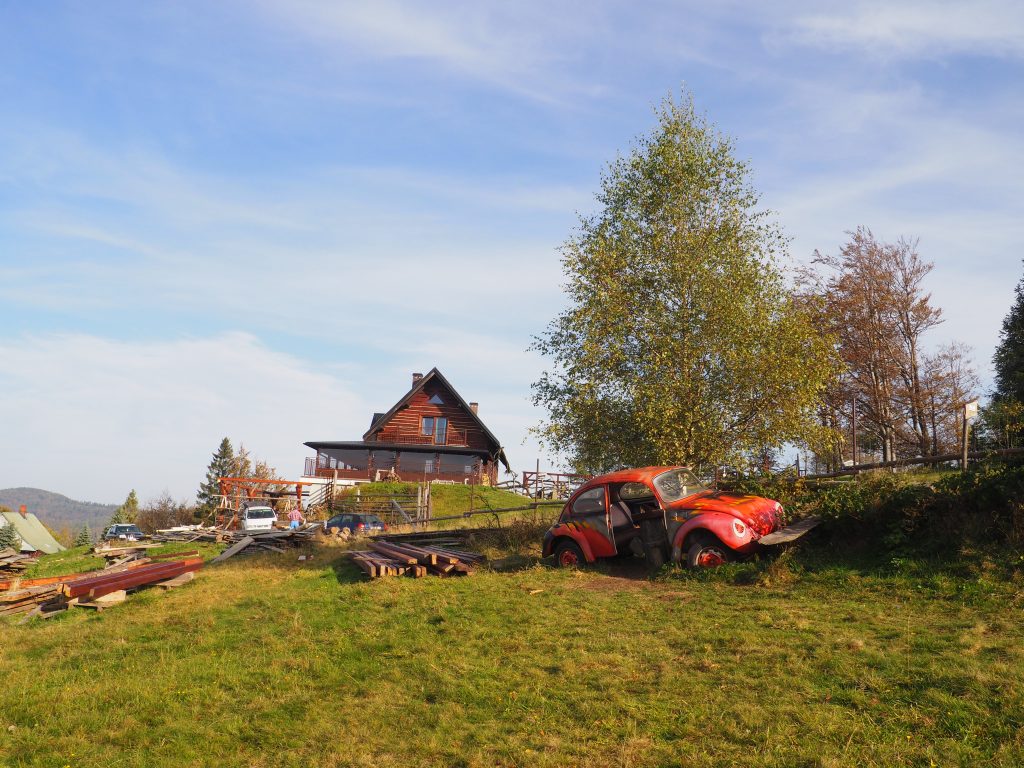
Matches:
[0,548,33,575]
[347,541,484,579]
[209,526,319,562]
[152,526,221,543]
[0,556,203,619]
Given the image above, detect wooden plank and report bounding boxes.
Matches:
[211,536,255,563]
[155,572,196,589]
[75,590,127,610]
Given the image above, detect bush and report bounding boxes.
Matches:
[723,462,1024,558]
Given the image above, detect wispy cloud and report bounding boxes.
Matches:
[782,1,1024,58]
[253,0,604,102]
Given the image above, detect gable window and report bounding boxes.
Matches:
[435,417,448,445]
[428,393,444,405]
[421,417,434,436]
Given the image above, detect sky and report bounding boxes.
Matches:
[1,1,1022,504]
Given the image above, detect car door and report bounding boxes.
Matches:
[569,486,616,557]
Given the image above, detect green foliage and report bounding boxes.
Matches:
[0,521,19,550]
[197,437,234,514]
[993,262,1024,404]
[108,488,139,526]
[532,91,838,473]
[726,461,1024,555]
[73,524,92,547]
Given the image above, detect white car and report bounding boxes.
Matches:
[240,505,277,532]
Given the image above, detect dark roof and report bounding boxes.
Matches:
[362,367,508,469]
[370,412,384,429]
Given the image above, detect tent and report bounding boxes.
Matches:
[0,510,65,554]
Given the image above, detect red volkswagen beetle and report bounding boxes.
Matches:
[542,466,815,568]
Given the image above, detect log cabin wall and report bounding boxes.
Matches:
[371,380,491,451]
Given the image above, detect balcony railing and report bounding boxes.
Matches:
[373,425,468,447]
[303,455,481,483]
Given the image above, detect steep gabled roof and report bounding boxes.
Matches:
[363,368,508,468]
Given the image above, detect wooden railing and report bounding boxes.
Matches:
[373,426,468,447]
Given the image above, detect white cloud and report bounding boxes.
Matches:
[784,1,1024,58]
[254,0,596,101]
[0,333,369,502]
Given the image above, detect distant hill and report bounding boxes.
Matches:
[0,487,117,541]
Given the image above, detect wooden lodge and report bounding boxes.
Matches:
[304,369,509,485]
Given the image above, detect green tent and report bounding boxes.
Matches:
[0,510,65,554]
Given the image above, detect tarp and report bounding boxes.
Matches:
[0,510,65,554]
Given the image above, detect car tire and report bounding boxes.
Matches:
[553,540,585,568]
[686,535,732,569]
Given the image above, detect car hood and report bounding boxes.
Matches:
[670,491,782,535]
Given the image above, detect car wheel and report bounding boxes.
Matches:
[686,536,732,569]
[553,540,585,568]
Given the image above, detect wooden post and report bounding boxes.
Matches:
[961,411,969,471]
[851,400,857,468]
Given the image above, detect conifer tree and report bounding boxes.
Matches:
[993,265,1024,404]
[0,521,19,550]
[197,437,235,514]
[74,524,92,547]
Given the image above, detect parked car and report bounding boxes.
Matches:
[323,513,387,536]
[542,466,817,569]
[103,524,145,541]
[240,505,278,532]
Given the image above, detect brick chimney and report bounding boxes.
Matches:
[469,402,479,415]
[412,372,423,387]
[19,505,27,518]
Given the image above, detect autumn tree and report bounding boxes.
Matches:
[136,492,195,533]
[531,92,839,473]
[811,229,976,461]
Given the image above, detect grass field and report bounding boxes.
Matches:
[2,531,1023,767]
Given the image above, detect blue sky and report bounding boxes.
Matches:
[1,1,1022,503]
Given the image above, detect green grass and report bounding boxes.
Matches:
[1,537,1023,767]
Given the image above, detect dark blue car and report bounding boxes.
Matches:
[323,513,387,535]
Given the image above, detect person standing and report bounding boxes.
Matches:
[287,504,305,530]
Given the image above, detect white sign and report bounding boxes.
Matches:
[964,400,979,420]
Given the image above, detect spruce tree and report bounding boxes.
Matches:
[197,437,235,514]
[0,521,19,551]
[74,524,92,547]
[993,265,1024,404]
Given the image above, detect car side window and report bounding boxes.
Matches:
[572,487,606,517]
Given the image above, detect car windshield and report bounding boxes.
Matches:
[652,468,708,503]
[246,508,276,519]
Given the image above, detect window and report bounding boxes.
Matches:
[428,394,444,405]
[424,459,434,473]
[435,417,448,445]
[653,468,708,503]
[421,417,434,436]
[572,487,606,516]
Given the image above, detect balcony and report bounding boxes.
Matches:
[372,425,468,447]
